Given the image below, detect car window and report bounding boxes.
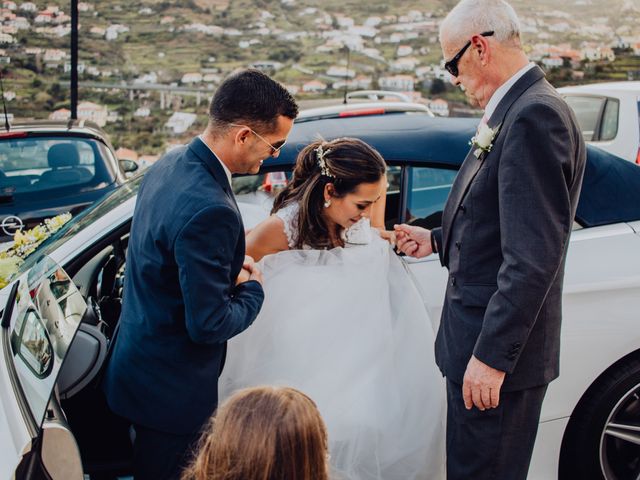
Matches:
[384,166,402,227]
[0,137,115,195]
[9,257,86,428]
[405,166,457,229]
[600,98,619,142]
[564,95,605,141]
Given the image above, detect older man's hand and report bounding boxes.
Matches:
[393,224,433,258]
[462,355,506,410]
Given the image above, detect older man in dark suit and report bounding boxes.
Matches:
[395,1,586,479]
[103,70,298,479]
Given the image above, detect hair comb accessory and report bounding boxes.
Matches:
[315,144,335,178]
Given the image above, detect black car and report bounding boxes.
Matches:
[0,120,137,242]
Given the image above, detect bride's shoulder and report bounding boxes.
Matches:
[273,203,299,247]
[245,213,290,261]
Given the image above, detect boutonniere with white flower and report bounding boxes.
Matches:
[470,123,500,159]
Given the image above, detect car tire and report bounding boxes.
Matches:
[559,354,640,480]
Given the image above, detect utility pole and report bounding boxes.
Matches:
[70,0,78,119]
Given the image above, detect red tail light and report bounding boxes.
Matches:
[339,108,386,118]
[0,131,27,139]
[636,147,640,165]
[261,172,288,193]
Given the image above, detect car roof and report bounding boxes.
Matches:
[264,112,640,228]
[296,102,434,122]
[3,119,110,140]
[577,146,640,227]
[558,81,640,95]
[267,113,479,169]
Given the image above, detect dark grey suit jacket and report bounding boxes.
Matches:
[431,66,586,391]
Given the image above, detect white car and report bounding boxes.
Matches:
[1,112,640,479]
[558,81,640,164]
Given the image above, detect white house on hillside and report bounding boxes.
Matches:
[181,73,202,84]
[302,80,327,93]
[379,75,414,92]
[166,112,197,135]
[19,2,37,12]
[49,108,70,121]
[78,101,108,127]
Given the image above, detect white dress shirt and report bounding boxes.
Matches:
[199,135,232,187]
[483,62,536,123]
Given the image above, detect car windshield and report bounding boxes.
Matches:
[0,136,117,199]
[15,174,143,276]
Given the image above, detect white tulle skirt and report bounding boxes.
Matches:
[219,236,445,480]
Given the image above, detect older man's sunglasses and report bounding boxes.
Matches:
[444,31,494,77]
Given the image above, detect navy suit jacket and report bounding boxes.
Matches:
[431,67,586,391]
[103,137,264,434]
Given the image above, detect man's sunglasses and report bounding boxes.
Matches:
[444,31,494,78]
[229,123,286,156]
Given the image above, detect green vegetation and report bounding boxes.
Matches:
[2,0,638,154]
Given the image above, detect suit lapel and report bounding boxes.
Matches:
[441,148,484,262]
[441,66,546,262]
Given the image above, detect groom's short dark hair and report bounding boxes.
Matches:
[208,69,298,135]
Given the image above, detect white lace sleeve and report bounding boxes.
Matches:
[274,203,299,249]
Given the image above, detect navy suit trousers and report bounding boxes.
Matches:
[132,424,201,480]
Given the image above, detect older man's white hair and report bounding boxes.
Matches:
[439,0,522,47]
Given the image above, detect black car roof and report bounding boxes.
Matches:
[267,113,478,169]
[264,112,640,228]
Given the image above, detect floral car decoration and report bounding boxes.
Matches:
[0,213,72,289]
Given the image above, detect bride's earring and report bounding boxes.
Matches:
[324,199,331,208]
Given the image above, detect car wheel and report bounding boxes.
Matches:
[559,355,640,480]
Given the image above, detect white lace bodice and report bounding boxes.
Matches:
[274,202,373,249]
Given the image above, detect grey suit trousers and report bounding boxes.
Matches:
[446,380,548,480]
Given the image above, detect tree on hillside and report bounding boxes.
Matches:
[430,78,446,95]
[47,82,67,103]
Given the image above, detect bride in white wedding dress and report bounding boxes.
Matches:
[219,138,445,480]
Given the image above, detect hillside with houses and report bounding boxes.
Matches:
[0,0,639,159]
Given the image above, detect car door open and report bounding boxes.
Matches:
[1,256,85,479]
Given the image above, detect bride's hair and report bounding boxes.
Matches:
[181,386,329,480]
[271,137,386,249]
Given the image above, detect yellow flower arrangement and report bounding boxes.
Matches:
[0,213,72,289]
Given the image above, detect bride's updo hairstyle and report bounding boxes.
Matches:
[271,137,386,249]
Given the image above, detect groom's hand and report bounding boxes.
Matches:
[393,224,433,258]
[462,355,506,411]
[236,255,263,286]
[248,263,263,285]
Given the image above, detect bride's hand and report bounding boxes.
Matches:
[236,267,251,285]
[376,228,397,247]
[243,255,256,271]
[394,224,433,258]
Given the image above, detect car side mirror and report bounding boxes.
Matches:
[119,159,139,174]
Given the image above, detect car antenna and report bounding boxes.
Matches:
[0,68,10,131]
[342,45,350,105]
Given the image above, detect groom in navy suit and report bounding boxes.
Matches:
[103,69,298,479]
[396,1,585,479]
